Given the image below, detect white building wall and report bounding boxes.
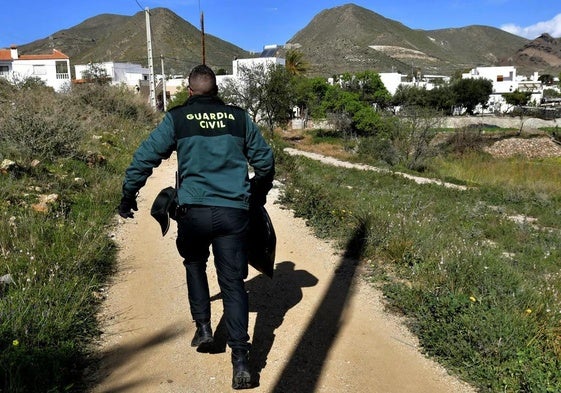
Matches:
[379,72,450,96]
[462,66,543,113]
[232,57,285,77]
[379,72,405,95]
[74,62,149,87]
[11,58,71,92]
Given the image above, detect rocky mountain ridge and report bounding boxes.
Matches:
[15,4,561,77]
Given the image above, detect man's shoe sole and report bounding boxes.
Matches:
[232,370,251,389]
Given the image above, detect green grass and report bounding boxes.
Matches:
[0,83,156,392]
[276,143,561,392]
[429,152,561,196]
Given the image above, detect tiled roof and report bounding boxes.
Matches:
[19,49,69,60]
[0,48,69,61]
[0,49,13,61]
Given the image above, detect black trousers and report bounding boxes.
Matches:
[176,205,250,350]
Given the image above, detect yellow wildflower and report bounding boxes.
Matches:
[469,296,476,302]
[12,340,19,347]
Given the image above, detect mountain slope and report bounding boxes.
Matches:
[425,25,529,70]
[19,8,249,75]
[499,33,561,75]
[287,3,529,76]
[15,3,560,78]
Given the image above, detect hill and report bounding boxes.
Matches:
[19,8,250,75]
[499,33,561,75]
[14,3,561,78]
[286,3,530,76]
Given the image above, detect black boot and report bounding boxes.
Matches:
[191,320,214,348]
[231,349,251,389]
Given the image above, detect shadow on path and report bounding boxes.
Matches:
[91,322,186,393]
[271,221,368,392]
[207,262,319,381]
[246,261,319,385]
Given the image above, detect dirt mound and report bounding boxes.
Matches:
[484,136,561,158]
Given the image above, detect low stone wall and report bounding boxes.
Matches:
[289,115,559,131]
[441,116,559,130]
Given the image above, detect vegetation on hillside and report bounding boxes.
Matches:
[275,131,561,391]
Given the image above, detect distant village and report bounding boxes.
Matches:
[1,44,560,117]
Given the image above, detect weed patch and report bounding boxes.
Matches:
[277,146,561,391]
[0,82,155,392]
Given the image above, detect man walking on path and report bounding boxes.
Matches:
[118,64,275,389]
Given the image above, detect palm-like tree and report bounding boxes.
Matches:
[285,49,310,76]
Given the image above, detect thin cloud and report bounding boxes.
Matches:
[501,13,561,39]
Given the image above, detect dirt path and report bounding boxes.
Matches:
[91,153,476,393]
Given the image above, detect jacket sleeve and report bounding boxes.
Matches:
[244,114,275,195]
[122,113,177,199]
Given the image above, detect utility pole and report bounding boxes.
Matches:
[200,11,206,64]
[145,7,156,108]
[160,54,167,111]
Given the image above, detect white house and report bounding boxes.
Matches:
[216,46,286,89]
[378,72,408,95]
[462,66,543,113]
[74,62,150,88]
[368,72,450,96]
[0,46,71,92]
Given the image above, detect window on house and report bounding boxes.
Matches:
[33,65,46,75]
[497,75,504,82]
[0,65,8,75]
[56,61,68,74]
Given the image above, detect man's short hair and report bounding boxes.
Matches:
[188,64,218,96]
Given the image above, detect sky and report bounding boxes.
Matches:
[1,1,561,53]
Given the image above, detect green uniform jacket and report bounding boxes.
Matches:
[122,95,275,210]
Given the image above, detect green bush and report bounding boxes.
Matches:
[356,108,439,171]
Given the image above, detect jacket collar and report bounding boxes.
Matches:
[186,94,225,106]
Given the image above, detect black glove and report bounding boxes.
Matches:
[118,196,138,218]
[249,178,272,207]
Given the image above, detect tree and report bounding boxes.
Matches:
[320,84,387,138]
[391,85,454,115]
[285,49,310,76]
[503,90,531,108]
[353,70,391,108]
[82,63,111,85]
[543,88,561,99]
[452,78,493,115]
[220,63,268,122]
[166,81,189,110]
[261,64,294,131]
[220,63,294,131]
[426,85,455,114]
[291,76,329,121]
[503,90,532,135]
[392,85,429,108]
[538,74,554,86]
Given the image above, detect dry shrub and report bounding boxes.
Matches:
[0,88,84,162]
[442,125,488,154]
